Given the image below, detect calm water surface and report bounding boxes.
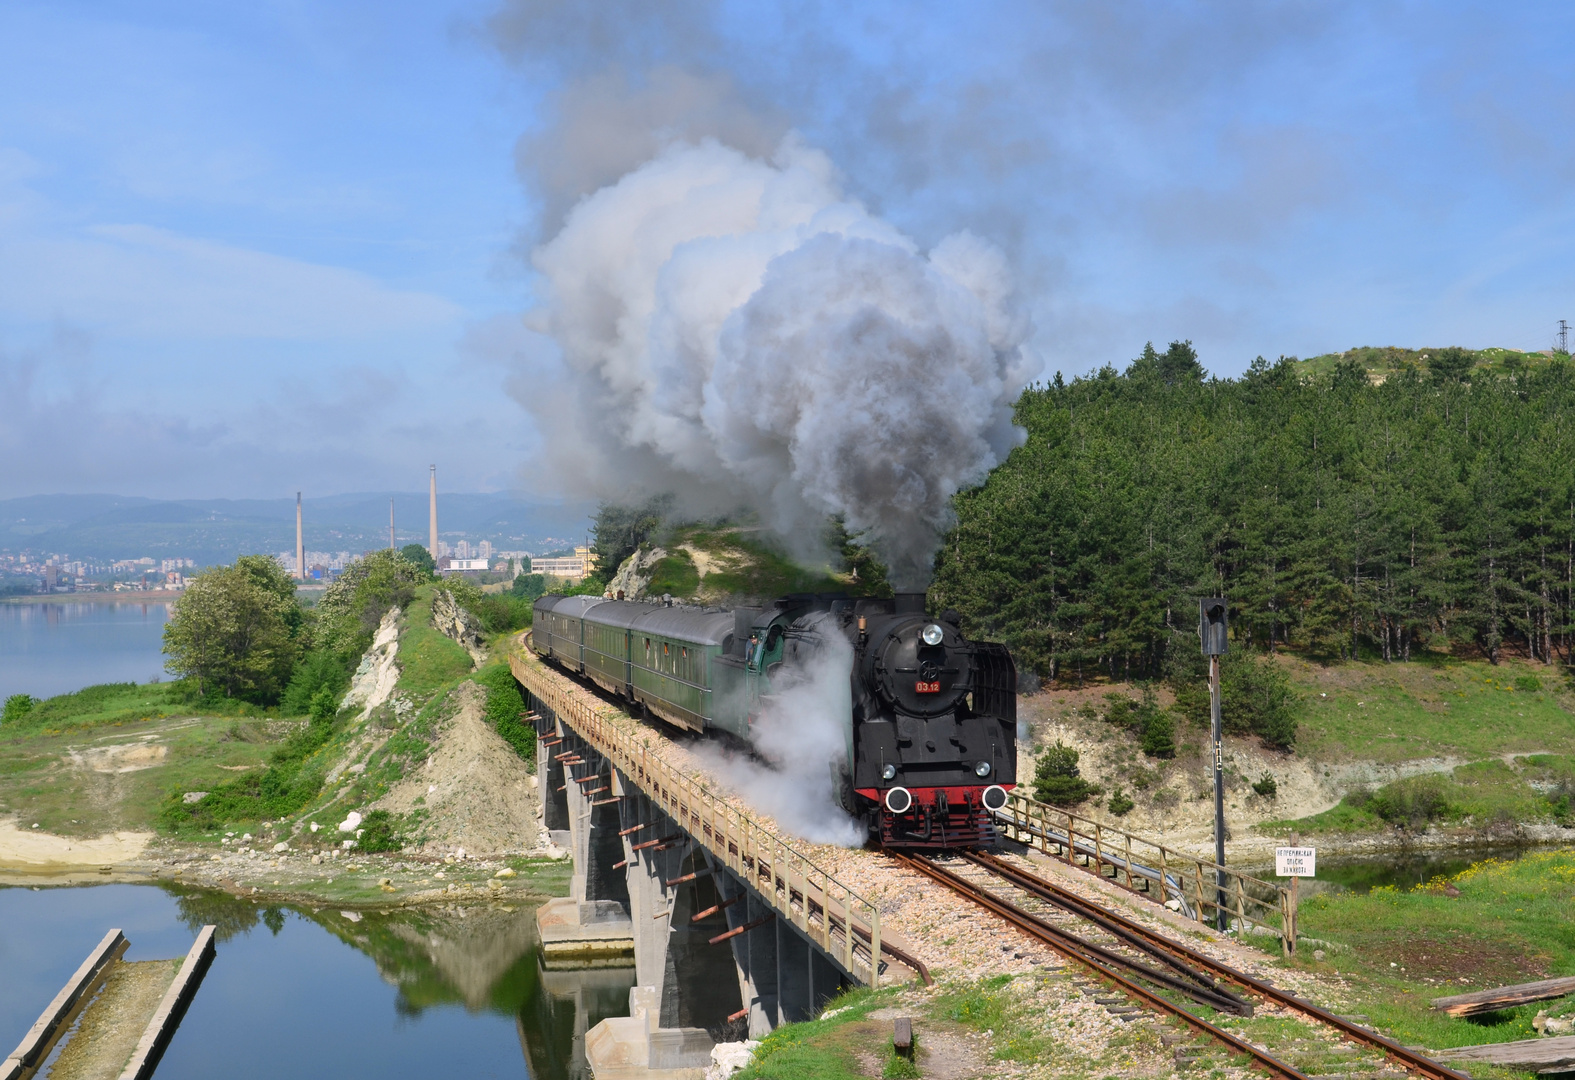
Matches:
[0,884,632,1080]
[0,602,171,701]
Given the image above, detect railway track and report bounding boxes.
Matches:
[890,850,1469,1080]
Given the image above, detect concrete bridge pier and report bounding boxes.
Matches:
[712,873,851,1034]
[535,725,634,965]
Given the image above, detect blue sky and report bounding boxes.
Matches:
[3,1,1574,500]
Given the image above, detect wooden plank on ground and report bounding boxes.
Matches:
[1431,976,1575,1017]
[1432,1034,1575,1071]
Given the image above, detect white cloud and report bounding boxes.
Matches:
[0,206,461,341]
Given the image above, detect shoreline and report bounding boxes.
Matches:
[1,592,183,604]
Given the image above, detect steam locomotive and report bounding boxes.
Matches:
[530,592,1017,848]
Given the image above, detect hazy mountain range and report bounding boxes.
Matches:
[1,492,596,567]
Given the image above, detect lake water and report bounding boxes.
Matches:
[0,883,632,1080]
[0,602,171,702]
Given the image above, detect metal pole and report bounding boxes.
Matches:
[1211,652,1227,931]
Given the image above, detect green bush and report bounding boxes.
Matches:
[1516,674,1544,692]
[1252,774,1279,798]
[2,694,36,726]
[1362,774,1455,827]
[400,544,436,574]
[1033,742,1101,807]
[1103,686,1175,758]
[357,809,404,853]
[1172,650,1298,749]
[1140,707,1175,759]
[280,650,350,716]
[1107,788,1135,815]
[510,573,547,601]
[478,665,535,767]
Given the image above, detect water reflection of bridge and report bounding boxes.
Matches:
[171,888,634,1080]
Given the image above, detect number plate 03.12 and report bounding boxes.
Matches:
[915,680,941,694]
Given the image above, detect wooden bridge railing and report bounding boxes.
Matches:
[994,791,1295,952]
[510,646,886,985]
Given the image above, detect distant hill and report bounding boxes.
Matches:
[1,492,595,566]
[1292,345,1561,382]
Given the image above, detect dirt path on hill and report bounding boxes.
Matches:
[374,681,541,856]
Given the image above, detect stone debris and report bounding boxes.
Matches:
[704,1039,760,1080]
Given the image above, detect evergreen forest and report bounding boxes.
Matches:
[931,343,1575,683]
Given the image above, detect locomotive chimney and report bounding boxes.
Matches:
[894,591,926,615]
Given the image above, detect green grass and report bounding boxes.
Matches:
[644,550,701,597]
[736,987,898,1080]
[0,713,286,836]
[933,974,1049,1062]
[1283,655,1575,765]
[0,680,263,739]
[1289,849,1575,1053]
[1293,345,1557,382]
[395,586,476,699]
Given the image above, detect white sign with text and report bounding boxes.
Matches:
[1275,847,1316,877]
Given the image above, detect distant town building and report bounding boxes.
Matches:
[445,557,490,572]
[530,546,598,581]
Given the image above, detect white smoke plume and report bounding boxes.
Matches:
[519,136,1038,587]
[692,628,865,846]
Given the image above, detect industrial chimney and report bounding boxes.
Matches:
[295,492,304,581]
[428,465,438,560]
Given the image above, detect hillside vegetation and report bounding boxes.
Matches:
[934,342,1575,683]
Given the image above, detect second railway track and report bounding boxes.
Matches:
[891,849,1469,1080]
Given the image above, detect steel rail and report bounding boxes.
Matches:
[890,854,1248,1013]
[965,851,1471,1080]
[956,851,1243,1001]
[890,852,1305,1079]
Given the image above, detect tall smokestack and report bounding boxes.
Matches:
[428,465,438,560]
[295,492,304,581]
[389,497,395,550]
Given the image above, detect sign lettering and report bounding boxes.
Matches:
[1275,847,1316,878]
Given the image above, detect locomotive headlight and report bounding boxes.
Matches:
[921,623,944,646]
[974,760,992,778]
[881,763,898,781]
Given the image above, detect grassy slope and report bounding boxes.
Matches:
[642,523,848,604]
[1289,850,1575,1067]
[0,682,287,836]
[394,586,475,702]
[1285,654,1574,766]
[1255,654,1575,836]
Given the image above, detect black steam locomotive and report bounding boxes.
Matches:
[532,591,1017,848]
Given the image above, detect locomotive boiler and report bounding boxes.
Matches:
[531,591,1017,848]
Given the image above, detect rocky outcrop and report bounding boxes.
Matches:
[340,606,402,718]
[607,545,668,600]
[431,589,487,667]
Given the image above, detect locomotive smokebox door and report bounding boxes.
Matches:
[1199,597,1228,656]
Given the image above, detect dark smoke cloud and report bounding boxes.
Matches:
[512,139,1035,585]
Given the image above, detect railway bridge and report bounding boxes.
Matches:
[509,645,926,1077]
